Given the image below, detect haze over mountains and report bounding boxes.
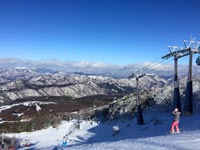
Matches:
[0,58,198,78]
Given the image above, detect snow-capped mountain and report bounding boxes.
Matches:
[0,68,170,103]
[0,67,199,103]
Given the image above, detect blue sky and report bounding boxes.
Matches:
[0,0,200,65]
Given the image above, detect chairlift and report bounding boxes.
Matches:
[196,56,200,66]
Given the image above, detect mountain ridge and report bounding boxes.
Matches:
[0,68,171,103]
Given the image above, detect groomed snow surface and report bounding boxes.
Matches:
[6,112,200,150]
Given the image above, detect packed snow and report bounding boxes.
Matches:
[5,111,200,150]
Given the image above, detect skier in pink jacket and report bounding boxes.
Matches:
[170,108,181,134]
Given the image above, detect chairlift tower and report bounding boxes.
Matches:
[183,38,200,115]
[162,46,189,112]
[129,73,145,125]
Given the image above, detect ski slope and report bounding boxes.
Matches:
[6,112,200,150]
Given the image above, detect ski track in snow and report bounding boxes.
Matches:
[5,113,200,150]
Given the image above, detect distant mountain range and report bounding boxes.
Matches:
[0,67,170,103]
[0,58,199,78]
[0,58,199,104]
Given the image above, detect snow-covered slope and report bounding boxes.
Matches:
[6,112,200,150]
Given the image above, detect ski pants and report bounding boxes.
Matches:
[171,120,179,133]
